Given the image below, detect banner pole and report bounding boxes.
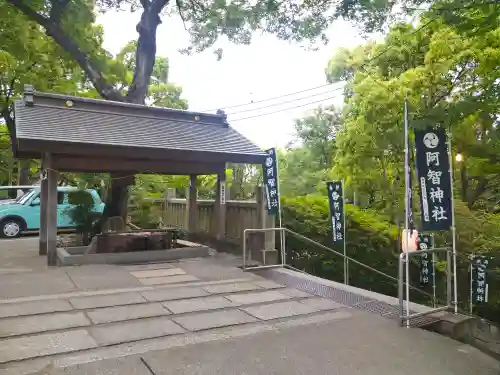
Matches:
[447,132,458,314]
[342,179,348,284]
[274,149,285,266]
[404,97,411,327]
[469,253,474,314]
[432,234,436,308]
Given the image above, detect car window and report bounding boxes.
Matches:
[0,189,10,200]
[8,189,18,199]
[17,190,36,204]
[68,190,94,206]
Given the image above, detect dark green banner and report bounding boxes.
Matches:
[326,181,344,244]
[472,256,490,304]
[263,148,280,215]
[418,234,433,286]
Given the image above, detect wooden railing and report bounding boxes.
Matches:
[164,198,261,244]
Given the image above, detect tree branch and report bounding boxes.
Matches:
[6,0,123,101]
[127,0,169,103]
[49,0,70,23]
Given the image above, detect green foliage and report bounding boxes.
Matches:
[116,41,188,109]
[282,195,424,299]
[65,190,102,245]
[281,195,500,322]
[326,17,500,214]
[128,188,164,229]
[279,106,341,197]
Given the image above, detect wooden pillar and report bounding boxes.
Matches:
[39,156,48,255]
[46,154,59,266]
[215,167,227,241]
[187,175,198,232]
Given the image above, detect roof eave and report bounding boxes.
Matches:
[16,138,267,165]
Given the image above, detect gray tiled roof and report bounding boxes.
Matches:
[13,98,266,162]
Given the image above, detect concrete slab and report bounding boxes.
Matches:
[0,299,73,318]
[252,280,284,289]
[123,263,174,271]
[225,290,291,305]
[177,262,256,282]
[87,303,170,324]
[89,317,185,346]
[0,329,97,363]
[141,308,499,375]
[163,296,235,314]
[141,287,209,302]
[201,282,261,294]
[130,268,186,279]
[139,275,199,286]
[65,266,141,290]
[299,297,346,311]
[242,300,320,320]
[172,309,257,331]
[69,292,146,310]
[44,356,152,375]
[0,270,76,299]
[279,288,314,298]
[0,312,90,337]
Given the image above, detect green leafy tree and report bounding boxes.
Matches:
[4,0,367,223]
[278,106,341,197]
[327,18,500,217]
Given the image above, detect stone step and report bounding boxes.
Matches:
[0,289,347,366]
[0,309,353,375]
[0,288,312,340]
[0,276,268,308]
[0,279,286,320]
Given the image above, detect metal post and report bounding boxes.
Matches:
[431,234,436,308]
[404,98,411,327]
[469,253,474,314]
[274,150,285,266]
[448,133,458,314]
[446,250,452,307]
[342,179,348,284]
[398,253,405,326]
[432,252,436,308]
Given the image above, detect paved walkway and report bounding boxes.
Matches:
[0,238,497,374]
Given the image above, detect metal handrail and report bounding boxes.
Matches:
[282,227,436,300]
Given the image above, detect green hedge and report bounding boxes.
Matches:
[282,196,500,320]
[282,195,428,301]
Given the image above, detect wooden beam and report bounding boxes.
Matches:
[18,139,266,165]
[45,154,59,266]
[51,155,224,175]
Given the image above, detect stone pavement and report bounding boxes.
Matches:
[0,254,350,374]
[0,238,497,374]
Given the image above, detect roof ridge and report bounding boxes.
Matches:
[21,86,227,126]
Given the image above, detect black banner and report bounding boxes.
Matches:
[327,181,344,244]
[418,234,433,286]
[263,148,280,215]
[472,256,489,305]
[414,128,452,231]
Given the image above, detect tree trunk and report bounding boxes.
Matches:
[18,161,30,185]
[95,1,166,231]
[7,0,169,234]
